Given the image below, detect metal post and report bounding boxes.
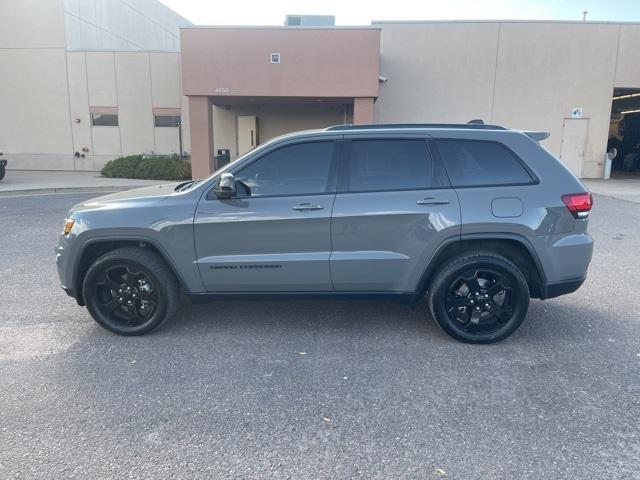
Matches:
[178,120,184,162]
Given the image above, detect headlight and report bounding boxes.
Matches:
[63,218,75,235]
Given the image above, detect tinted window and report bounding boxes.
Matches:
[235,142,333,197]
[348,140,432,192]
[154,115,181,127]
[436,140,532,187]
[91,113,118,127]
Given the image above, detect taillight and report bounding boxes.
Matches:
[562,192,593,218]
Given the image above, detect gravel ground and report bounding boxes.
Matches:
[0,192,638,479]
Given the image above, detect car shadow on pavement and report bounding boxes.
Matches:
[112,295,604,346]
[167,297,447,339]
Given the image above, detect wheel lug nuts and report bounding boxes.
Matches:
[485,303,490,307]
[470,300,474,304]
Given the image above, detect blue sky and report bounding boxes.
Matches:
[159,0,640,25]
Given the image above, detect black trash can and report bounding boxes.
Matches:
[215,149,231,169]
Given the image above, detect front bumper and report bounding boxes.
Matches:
[62,286,82,303]
[55,240,84,305]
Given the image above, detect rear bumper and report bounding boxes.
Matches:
[544,276,586,299]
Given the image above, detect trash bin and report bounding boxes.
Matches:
[604,148,616,180]
[215,149,231,169]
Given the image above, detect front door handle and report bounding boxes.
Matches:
[292,203,324,211]
[417,197,450,205]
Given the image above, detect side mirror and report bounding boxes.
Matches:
[214,172,236,198]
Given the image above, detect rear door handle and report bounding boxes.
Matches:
[292,203,324,211]
[417,197,450,205]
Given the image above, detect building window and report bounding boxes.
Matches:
[270,53,281,64]
[154,115,181,127]
[91,112,119,127]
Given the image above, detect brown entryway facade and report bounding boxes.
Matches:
[180,26,380,178]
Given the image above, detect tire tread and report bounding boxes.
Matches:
[427,250,529,343]
[82,246,180,335]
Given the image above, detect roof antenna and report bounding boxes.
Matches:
[582,10,588,21]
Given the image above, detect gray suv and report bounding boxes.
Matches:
[55,123,594,343]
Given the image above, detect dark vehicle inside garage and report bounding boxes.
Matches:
[608,88,640,177]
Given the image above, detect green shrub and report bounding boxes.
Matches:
[101,155,143,178]
[101,155,191,181]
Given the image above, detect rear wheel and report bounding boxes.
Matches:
[427,251,529,343]
[82,247,180,335]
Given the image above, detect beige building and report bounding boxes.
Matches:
[374,20,640,179]
[3,3,640,180]
[0,0,191,171]
[182,20,640,180]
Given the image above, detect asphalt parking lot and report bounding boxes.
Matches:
[0,192,639,479]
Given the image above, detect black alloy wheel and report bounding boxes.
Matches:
[83,247,180,335]
[428,252,530,343]
[444,267,516,335]
[93,264,159,327]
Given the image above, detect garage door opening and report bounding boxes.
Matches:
[608,88,640,178]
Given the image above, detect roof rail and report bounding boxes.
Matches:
[325,122,506,131]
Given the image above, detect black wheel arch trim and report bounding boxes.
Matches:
[414,232,549,303]
[72,235,190,305]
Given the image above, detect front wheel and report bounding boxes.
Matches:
[427,252,530,344]
[82,247,180,335]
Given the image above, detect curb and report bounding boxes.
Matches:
[0,185,143,197]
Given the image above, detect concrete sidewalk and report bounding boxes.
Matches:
[0,170,166,196]
[583,178,640,204]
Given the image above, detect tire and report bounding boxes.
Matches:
[82,247,180,335]
[427,251,529,344]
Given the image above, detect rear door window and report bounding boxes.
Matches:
[346,139,436,192]
[435,140,534,187]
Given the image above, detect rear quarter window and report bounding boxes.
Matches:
[435,140,534,187]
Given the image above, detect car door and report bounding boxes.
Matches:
[194,139,338,292]
[330,136,461,292]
